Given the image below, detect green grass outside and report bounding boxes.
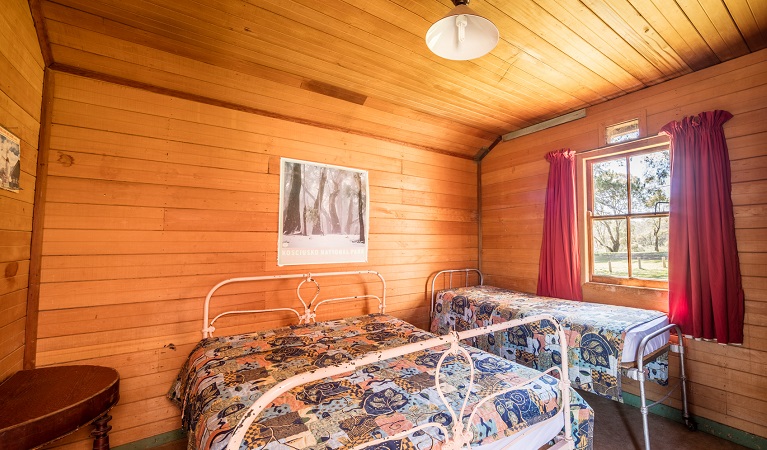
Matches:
[594,258,668,280]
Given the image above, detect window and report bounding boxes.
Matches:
[582,138,671,288]
[605,119,640,144]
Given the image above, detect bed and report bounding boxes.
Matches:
[429,269,696,449]
[169,271,594,450]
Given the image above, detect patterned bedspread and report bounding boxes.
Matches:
[430,286,669,401]
[169,314,593,450]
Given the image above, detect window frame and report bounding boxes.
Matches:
[576,134,671,290]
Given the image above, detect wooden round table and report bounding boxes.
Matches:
[0,365,120,450]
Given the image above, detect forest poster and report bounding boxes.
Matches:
[278,158,369,266]
[0,125,20,193]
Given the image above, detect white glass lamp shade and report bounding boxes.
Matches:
[426,4,499,60]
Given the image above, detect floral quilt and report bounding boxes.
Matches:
[169,314,593,450]
[431,286,669,402]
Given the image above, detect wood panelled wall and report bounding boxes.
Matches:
[0,0,44,381]
[38,0,497,159]
[38,71,478,448]
[481,48,767,438]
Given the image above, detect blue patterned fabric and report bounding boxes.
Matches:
[169,314,594,449]
[431,286,669,401]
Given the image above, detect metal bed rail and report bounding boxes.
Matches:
[624,323,696,450]
[225,314,575,450]
[429,268,484,320]
[202,270,386,338]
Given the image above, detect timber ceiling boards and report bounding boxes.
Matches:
[35,0,767,158]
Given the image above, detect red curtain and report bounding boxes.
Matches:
[537,149,582,301]
[661,110,744,344]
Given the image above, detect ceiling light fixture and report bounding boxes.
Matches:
[425,0,499,60]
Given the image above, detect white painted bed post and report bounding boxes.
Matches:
[224,314,574,450]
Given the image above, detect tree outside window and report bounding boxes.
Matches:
[588,148,670,287]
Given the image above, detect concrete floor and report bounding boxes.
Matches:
[156,392,750,450]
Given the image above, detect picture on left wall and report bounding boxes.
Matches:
[0,125,20,193]
[278,158,369,266]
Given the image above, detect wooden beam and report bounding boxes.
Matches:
[477,159,483,273]
[502,109,587,141]
[474,135,502,161]
[25,68,55,369]
[48,63,476,160]
[27,0,53,67]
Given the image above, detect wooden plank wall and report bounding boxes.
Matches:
[37,71,478,448]
[0,0,44,381]
[38,0,497,159]
[481,48,767,438]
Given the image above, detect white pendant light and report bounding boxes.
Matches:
[426,0,499,60]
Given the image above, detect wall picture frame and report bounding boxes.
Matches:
[0,125,21,193]
[278,158,369,266]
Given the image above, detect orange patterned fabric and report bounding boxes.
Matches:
[169,314,593,449]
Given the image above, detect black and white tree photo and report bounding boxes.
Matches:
[278,158,368,266]
[0,126,21,193]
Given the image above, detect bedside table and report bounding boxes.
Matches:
[0,365,120,450]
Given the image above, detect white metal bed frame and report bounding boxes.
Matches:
[199,270,578,450]
[429,268,697,450]
[225,315,576,450]
[202,270,386,338]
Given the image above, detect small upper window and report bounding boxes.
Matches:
[605,119,640,144]
[587,144,670,288]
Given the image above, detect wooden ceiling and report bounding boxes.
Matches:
[33,0,767,158]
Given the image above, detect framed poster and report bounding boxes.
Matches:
[0,125,20,193]
[278,158,369,266]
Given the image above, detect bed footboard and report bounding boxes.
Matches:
[225,314,575,450]
[623,323,696,450]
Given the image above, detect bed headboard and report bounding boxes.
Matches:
[202,270,386,338]
[429,268,484,320]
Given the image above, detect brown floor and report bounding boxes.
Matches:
[153,440,186,450]
[579,391,748,450]
[155,392,749,450]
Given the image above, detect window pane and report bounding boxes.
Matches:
[630,150,670,214]
[630,217,669,280]
[605,119,639,144]
[593,158,628,216]
[592,218,628,278]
